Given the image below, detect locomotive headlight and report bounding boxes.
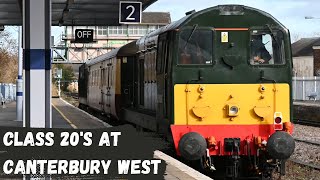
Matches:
[228,105,239,116]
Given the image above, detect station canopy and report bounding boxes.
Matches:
[0,0,157,26]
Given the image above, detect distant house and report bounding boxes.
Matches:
[291,37,320,77]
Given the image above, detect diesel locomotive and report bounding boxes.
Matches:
[79,5,295,179]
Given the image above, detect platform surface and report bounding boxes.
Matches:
[154,151,213,180]
[0,99,109,129]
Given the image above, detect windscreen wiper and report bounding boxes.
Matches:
[265,24,279,47]
[183,24,198,50]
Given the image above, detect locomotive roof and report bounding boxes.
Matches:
[136,14,191,45]
[137,5,287,46]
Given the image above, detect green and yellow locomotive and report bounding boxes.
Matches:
[79,5,295,179]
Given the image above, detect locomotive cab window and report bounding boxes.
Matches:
[250,29,285,65]
[178,28,213,65]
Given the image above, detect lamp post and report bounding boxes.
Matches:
[16,26,23,122]
[54,68,62,97]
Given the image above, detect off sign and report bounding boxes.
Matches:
[75,29,94,43]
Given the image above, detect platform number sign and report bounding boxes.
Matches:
[119,1,142,24]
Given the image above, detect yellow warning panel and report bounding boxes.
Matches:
[221,32,228,42]
[173,83,290,125]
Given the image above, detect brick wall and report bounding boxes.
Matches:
[313,47,320,76]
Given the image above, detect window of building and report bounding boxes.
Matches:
[108,26,128,35]
[97,26,107,36]
[128,25,148,35]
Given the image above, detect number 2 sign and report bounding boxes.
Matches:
[119,1,142,24]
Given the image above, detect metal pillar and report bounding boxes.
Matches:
[16,26,23,122]
[23,0,52,128]
[58,79,61,97]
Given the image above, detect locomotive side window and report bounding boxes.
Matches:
[157,34,168,74]
[100,68,104,88]
[156,40,163,73]
[139,59,144,106]
[178,28,213,65]
[92,71,95,86]
[250,30,285,65]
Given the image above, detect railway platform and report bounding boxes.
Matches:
[294,100,320,107]
[293,100,320,126]
[0,99,213,179]
[0,101,22,127]
[154,151,213,180]
[51,98,111,129]
[0,99,110,129]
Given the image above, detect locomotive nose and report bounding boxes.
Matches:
[267,131,295,159]
[178,132,207,161]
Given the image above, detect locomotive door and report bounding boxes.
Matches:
[156,33,169,132]
[121,56,135,107]
[104,61,112,115]
[100,66,105,111]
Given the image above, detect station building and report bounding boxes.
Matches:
[292,37,320,77]
[54,12,170,93]
[59,12,171,63]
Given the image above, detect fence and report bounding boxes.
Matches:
[0,83,16,102]
[1,79,319,101]
[293,77,320,100]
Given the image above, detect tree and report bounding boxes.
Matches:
[52,64,75,82]
[52,64,75,91]
[0,28,18,83]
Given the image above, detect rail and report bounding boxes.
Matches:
[293,118,320,127]
[290,158,320,170]
[63,92,79,99]
[294,137,320,146]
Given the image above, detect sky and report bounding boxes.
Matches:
[7,0,320,43]
[145,0,320,41]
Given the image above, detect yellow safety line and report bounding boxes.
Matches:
[52,103,78,129]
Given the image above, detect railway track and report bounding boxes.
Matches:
[294,137,320,146]
[290,158,320,170]
[291,137,320,171]
[64,92,79,99]
[293,118,320,127]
